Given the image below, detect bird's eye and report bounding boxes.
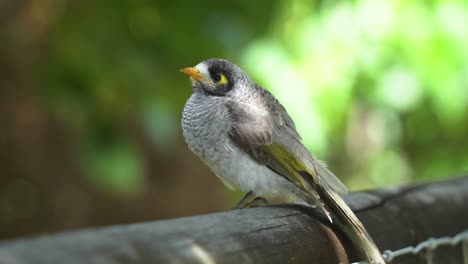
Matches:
[211,72,228,85]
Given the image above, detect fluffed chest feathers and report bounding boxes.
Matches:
[181,93,298,197]
[181,95,234,164]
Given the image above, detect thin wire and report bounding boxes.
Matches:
[381,230,468,263]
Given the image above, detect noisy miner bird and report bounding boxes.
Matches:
[180,58,384,263]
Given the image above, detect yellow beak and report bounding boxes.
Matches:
[180,67,207,82]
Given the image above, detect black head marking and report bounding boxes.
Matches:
[202,59,243,96]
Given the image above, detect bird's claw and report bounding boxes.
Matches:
[233,191,270,209]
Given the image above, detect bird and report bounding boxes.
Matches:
[180,58,384,263]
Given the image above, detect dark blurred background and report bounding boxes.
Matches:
[0,0,467,240]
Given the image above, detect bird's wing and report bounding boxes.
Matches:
[227,86,347,195]
[227,89,384,262]
[226,99,293,183]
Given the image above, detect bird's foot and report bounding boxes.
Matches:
[233,191,270,209]
[246,197,270,208]
[233,191,254,209]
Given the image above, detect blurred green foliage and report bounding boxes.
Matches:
[242,0,468,189]
[40,0,277,196]
[41,0,467,196]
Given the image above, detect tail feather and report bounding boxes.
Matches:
[315,184,385,264]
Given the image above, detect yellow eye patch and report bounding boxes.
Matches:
[214,73,228,85]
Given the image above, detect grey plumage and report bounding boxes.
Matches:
[182,90,301,202]
[181,59,345,204]
[181,59,384,263]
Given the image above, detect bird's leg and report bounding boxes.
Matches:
[245,197,270,208]
[233,191,271,209]
[233,191,255,209]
